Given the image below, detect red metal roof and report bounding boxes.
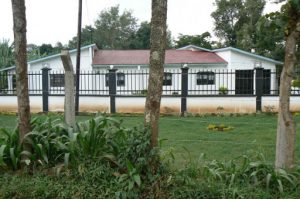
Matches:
[92,50,227,65]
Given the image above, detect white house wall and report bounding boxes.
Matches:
[216,50,278,95]
[229,51,276,70]
[215,51,232,66]
[29,48,93,71]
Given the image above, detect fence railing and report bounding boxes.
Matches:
[2,68,300,96]
[1,67,300,113]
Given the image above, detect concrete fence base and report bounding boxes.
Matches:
[1,96,300,114]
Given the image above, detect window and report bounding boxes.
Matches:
[50,74,64,87]
[117,73,125,86]
[196,72,215,85]
[105,72,126,87]
[163,72,172,86]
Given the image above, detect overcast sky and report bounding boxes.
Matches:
[0,0,283,46]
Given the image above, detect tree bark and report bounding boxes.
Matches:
[61,50,76,128]
[144,0,168,148]
[275,10,300,169]
[11,0,31,144]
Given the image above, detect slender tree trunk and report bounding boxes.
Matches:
[75,0,82,114]
[11,0,31,144]
[275,14,300,169]
[144,0,168,148]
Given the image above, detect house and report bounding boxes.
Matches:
[0,44,288,113]
[0,43,282,95]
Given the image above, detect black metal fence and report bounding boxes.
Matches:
[1,67,300,113]
[0,68,287,96]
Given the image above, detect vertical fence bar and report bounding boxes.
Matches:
[108,68,117,113]
[181,67,189,116]
[255,67,263,112]
[42,67,51,113]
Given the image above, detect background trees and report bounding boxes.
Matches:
[68,5,173,50]
[175,32,213,49]
[0,39,14,69]
[68,5,137,49]
[211,0,266,49]
[255,12,286,61]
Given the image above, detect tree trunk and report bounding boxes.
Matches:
[144,0,168,148]
[275,14,300,169]
[11,0,31,145]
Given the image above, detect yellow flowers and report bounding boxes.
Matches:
[207,124,234,131]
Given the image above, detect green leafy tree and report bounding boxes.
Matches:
[255,10,300,62]
[236,0,266,50]
[39,44,54,55]
[130,21,173,49]
[27,42,65,61]
[68,6,137,49]
[175,32,213,49]
[69,5,138,49]
[0,39,14,68]
[68,6,173,50]
[211,0,265,48]
[255,12,286,61]
[27,43,41,61]
[68,25,94,48]
[130,21,151,49]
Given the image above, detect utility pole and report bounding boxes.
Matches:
[75,0,82,114]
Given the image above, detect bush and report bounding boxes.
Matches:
[219,86,228,95]
[163,152,300,198]
[0,127,21,171]
[0,115,164,198]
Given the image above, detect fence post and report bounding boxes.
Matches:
[42,67,51,113]
[181,67,189,116]
[255,67,263,112]
[108,68,117,113]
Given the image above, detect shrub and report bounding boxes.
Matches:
[219,86,228,95]
[0,127,21,171]
[0,115,164,198]
[292,78,300,88]
[264,105,276,115]
[163,152,300,198]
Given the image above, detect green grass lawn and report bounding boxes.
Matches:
[1,113,300,166]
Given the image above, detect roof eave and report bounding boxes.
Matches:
[0,66,16,72]
[177,45,212,52]
[213,47,283,65]
[28,44,97,65]
[92,62,228,68]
